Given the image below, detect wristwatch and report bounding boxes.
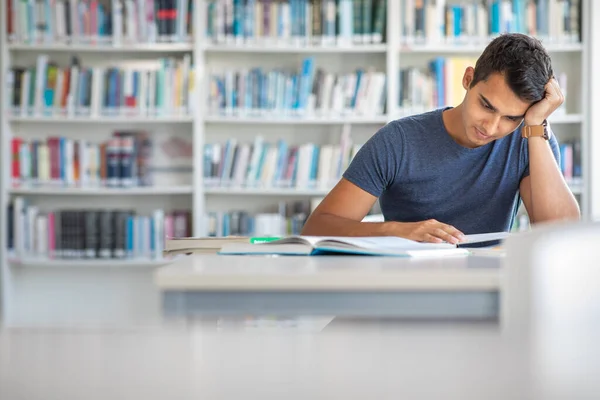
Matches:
[522,119,550,140]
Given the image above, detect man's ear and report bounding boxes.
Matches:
[462,67,475,91]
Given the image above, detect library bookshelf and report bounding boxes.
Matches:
[0,0,595,326]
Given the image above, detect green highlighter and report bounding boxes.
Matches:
[249,237,282,244]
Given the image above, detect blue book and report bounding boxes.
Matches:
[309,144,319,183]
[453,6,462,37]
[126,215,134,258]
[351,69,363,109]
[298,57,314,111]
[491,1,500,35]
[98,4,105,36]
[274,140,289,184]
[233,0,242,39]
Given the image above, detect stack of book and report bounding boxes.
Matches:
[163,236,278,256]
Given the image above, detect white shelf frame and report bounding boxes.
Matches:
[399,42,584,54]
[8,186,193,195]
[7,42,194,53]
[588,1,600,220]
[204,114,390,125]
[204,187,332,196]
[202,43,388,53]
[7,115,194,123]
[7,256,177,268]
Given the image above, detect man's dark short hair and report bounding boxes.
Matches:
[471,33,553,103]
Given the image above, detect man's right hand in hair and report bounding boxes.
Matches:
[387,219,466,244]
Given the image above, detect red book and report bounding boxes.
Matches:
[7,0,13,37]
[47,137,60,183]
[11,137,22,186]
[47,212,55,259]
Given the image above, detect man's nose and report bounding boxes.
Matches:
[482,115,502,135]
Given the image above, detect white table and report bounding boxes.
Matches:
[154,254,502,319]
[2,317,599,400]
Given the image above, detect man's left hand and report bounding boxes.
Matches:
[524,78,565,126]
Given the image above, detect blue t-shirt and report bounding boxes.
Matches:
[343,108,561,234]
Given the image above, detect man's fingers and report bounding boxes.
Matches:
[551,78,565,103]
[548,78,564,103]
[443,224,466,242]
[433,227,461,245]
[422,233,444,244]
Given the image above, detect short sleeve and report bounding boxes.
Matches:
[521,125,561,178]
[342,122,402,197]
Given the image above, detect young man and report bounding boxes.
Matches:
[301,33,580,244]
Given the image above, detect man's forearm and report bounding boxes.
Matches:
[301,213,393,237]
[528,137,580,222]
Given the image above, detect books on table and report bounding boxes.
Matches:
[219,235,483,257]
[167,232,511,257]
[164,236,279,256]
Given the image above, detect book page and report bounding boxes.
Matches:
[318,236,455,250]
[462,232,510,244]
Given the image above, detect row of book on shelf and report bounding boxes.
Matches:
[206,0,387,45]
[6,54,194,118]
[208,57,386,117]
[400,0,581,44]
[204,0,581,46]
[6,197,317,259]
[10,131,153,188]
[559,139,582,182]
[5,0,193,44]
[4,0,582,48]
[5,53,579,120]
[204,198,320,238]
[7,197,192,260]
[9,131,582,191]
[398,57,568,114]
[203,126,360,189]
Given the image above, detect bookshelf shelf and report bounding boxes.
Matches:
[7,256,176,268]
[567,181,584,195]
[548,114,584,124]
[400,42,583,54]
[9,186,193,195]
[204,115,389,125]
[204,187,331,196]
[7,42,194,53]
[202,43,388,54]
[394,111,583,124]
[7,115,194,124]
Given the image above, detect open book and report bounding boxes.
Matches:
[218,232,509,257]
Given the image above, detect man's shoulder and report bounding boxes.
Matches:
[388,108,446,132]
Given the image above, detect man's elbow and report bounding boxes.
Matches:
[533,205,581,225]
[301,213,324,236]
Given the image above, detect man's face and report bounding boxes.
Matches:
[460,69,532,148]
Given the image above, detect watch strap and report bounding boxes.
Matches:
[522,120,549,140]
